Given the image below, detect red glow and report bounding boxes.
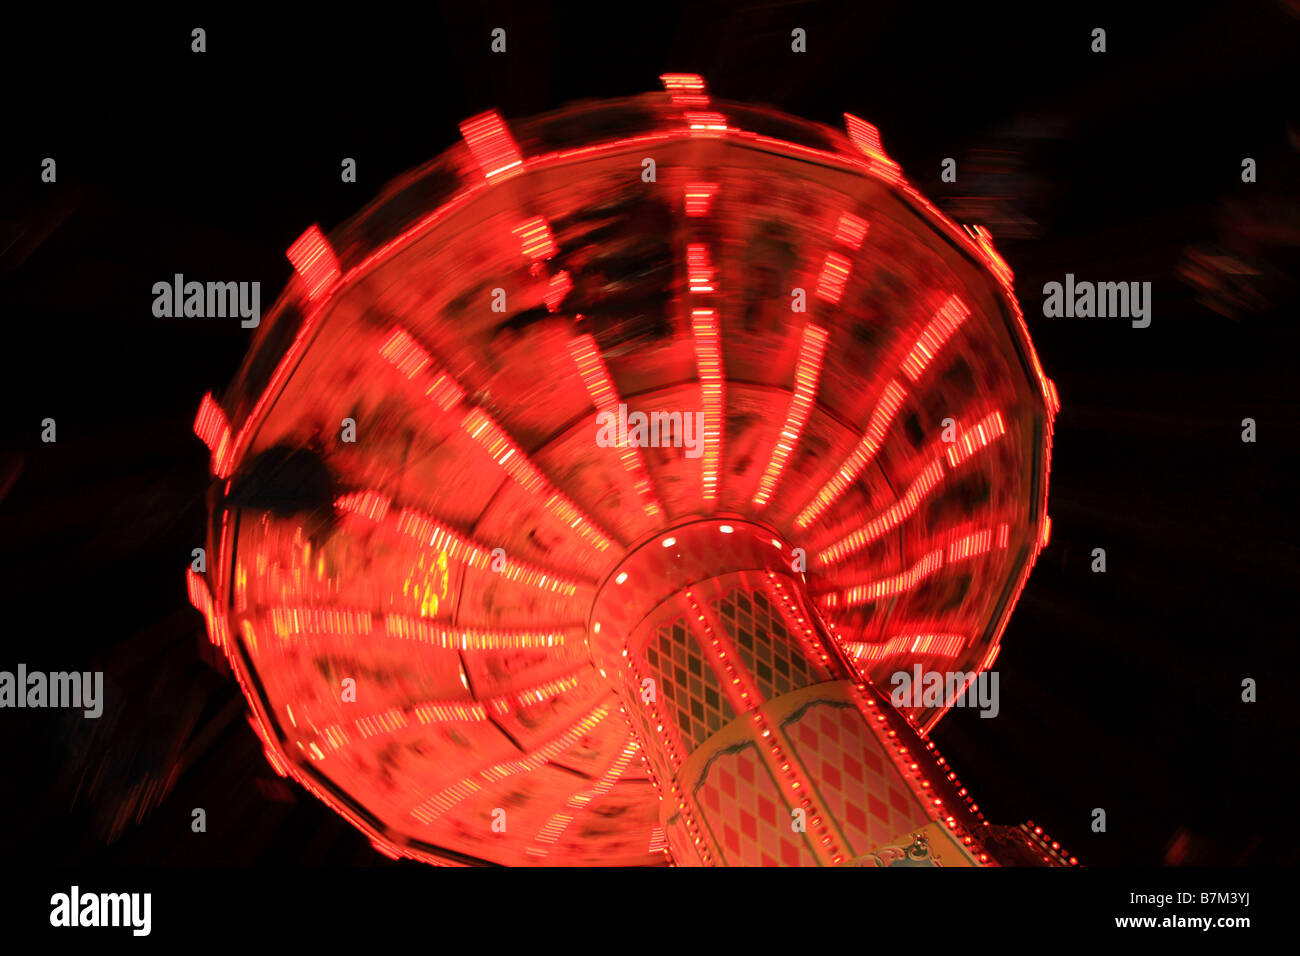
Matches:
[947,527,993,563]
[378,327,431,378]
[659,73,705,92]
[684,182,719,217]
[411,704,613,824]
[902,294,972,383]
[458,110,523,179]
[946,410,1007,467]
[843,113,903,183]
[192,393,232,479]
[754,323,828,507]
[567,335,618,412]
[463,409,616,552]
[795,379,907,529]
[286,225,341,301]
[815,251,853,304]
[687,243,716,292]
[568,335,662,518]
[191,392,232,478]
[192,80,1058,868]
[384,616,575,650]
[270,606,373,639]
[545,271,572,312]
[379,328,466,411]
[844,633,966,664]
[684,111,728,132]
[512,216,557,260]
[692,308,724,505]
[833,211,870,249]
[527,738,641,857]
[336,491,586,595]
[818,459,945,565]
[966,224,1014,288]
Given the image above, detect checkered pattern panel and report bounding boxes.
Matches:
[715,589,822,700]
[782,701,931,857]
[642,618,735,751]
[694,742,820,866]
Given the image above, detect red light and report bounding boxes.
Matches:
[814,251,852,304]
[545,271,572,312]
[833,211,870,249]
[843,113,902,183]
[463,409,615,552]
[818,458,944,564]
[947,528,993,563]
[512,216,557,260]
[568,335,662,518]
[687,243,716,292]
[692,308,724,505]
[966,224,1014,288]
[684,111,727,132]
[684,182,718,217]
[193,393,232,478]
[334,491,391,522]
[946,410,1006,467]
[902,294,972,382]
[1047,378,1062,415]
[378,328,431,378]
[411,703,612,824]
[194,79,1057,868]
[458,110,523,180]
[386,620,574,652]
[567,335,617,412]
[659,73,705,92]
[844,114,885,156]
[795,379,907,529]
[379,328,466,412]
[753,323,828,507]
[269,606,373,639]
[835,548,944,606]
[377,501,584,595]
[286,225,340,302]
[844,633,965,664]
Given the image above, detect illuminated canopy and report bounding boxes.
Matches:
[190,76,1060,866]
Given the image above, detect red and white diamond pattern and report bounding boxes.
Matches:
[785,702,930,857]
[693,741,819,866]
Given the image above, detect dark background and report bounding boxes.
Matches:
[0,1,1296,868]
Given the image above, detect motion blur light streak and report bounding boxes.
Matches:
[286,225,342,302]
[189,78,1064,866]
[752,323,829,509]
[459,111,524,180]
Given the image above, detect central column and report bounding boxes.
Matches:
[588,519,989,866]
